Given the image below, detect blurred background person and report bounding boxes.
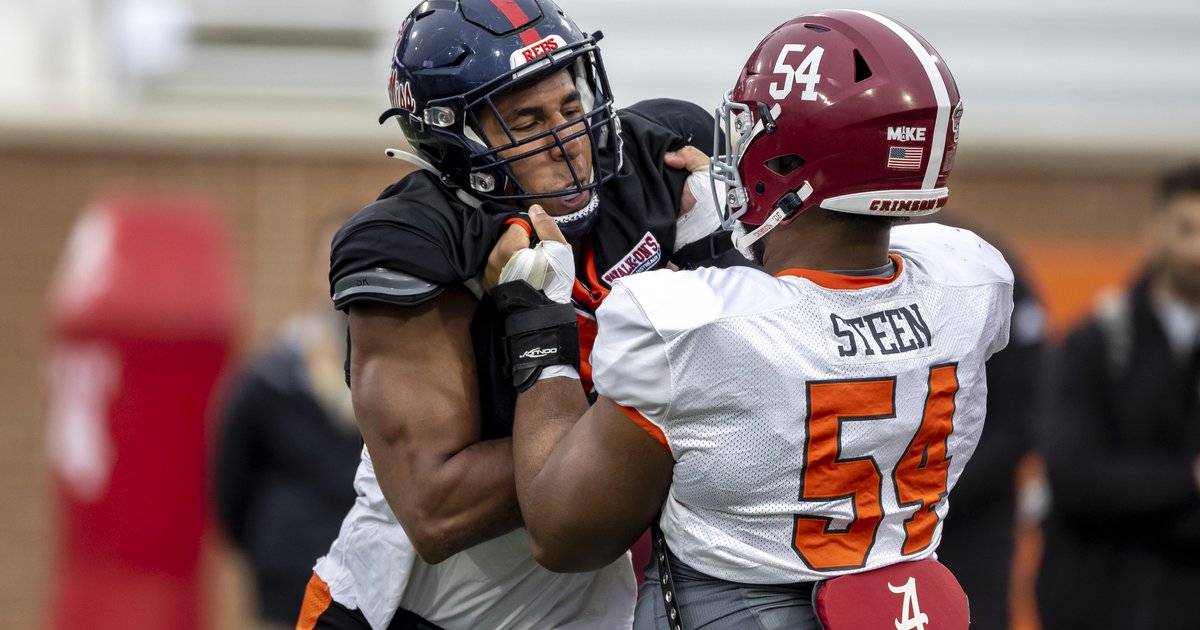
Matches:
[1035,163,1200,630]
[932,224,1047,630]
[214,210,360,630]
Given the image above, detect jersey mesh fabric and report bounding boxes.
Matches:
[593,223,1013,584]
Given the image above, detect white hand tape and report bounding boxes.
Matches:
[498,240,575,304]
[675,169,726,252]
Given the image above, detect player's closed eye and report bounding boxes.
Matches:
[504,121,540,140]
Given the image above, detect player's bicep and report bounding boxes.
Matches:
[347,288,482,486]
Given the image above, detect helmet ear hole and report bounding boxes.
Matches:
[755,182,765,194]
[853,49,873,83]
[421,145,445,164]
[446,46,472,68]
[764,154,806,177]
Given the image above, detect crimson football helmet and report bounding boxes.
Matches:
[711,10,963,242]
[380,0,619,204]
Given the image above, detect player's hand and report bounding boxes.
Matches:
[488,206,575,304]
[527,203,567,245]
[664,145,710,216]
[485,218,532,293]
[666,146,727,252]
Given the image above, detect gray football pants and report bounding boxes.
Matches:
[634,553,821,630]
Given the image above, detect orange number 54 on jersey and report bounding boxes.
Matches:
[792,364,958,571]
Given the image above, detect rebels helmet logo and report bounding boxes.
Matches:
[509,35,567,69]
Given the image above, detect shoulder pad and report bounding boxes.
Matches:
[890,223,1014,287]
[331,268,444,310]
[623,98,722,155]
[328,171,504,308]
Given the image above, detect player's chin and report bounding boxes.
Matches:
[531,188,591,217]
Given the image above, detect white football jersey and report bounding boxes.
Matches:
[313,448,635,629]
[592,223,1013,584]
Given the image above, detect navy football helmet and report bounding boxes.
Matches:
[380,0,620,204]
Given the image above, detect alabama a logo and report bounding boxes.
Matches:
[888,576,929,630]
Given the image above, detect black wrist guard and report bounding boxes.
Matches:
[490,280,580,392]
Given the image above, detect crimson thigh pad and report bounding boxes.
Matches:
[812,558,968,630]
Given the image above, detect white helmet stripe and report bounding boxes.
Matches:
[850,10,950,190]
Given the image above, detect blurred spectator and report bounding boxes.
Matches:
[935,229,1046,630]
[1036,163,1200,629]
[214,211,360,630]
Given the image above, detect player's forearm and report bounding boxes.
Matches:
[512,378,589,515]
[513,376,590,479]
[524,444,636,572]
[373,436,523,564]
[512,376,597,564]
[429,437,526,544]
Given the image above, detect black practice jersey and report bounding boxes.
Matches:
[330,101,709,438]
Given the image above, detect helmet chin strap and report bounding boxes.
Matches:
[386,147,484,209]
[386,147,438,173]
[550,191,600,240]
[731,181,813,254]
